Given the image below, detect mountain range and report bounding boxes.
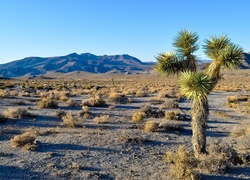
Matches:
[0,52,249,78]
[0,53,155,78]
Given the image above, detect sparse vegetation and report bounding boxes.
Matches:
[82,95,105,107]
[164,146,199,180]
[10,132,36,151]
[144,121,159,132]
[62,112,78,128]
[93,114,110,124]
[0,68,249,179]
[38,96,59,108]
[3,108,32,119]
[132,111,145,123]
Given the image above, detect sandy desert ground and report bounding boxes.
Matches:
[0,70,250,180]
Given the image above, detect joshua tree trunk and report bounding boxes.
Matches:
[191,98,209,156]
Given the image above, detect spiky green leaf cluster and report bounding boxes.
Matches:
[203,35,230,61]
[155,52,184,76]
[179,71,213,101]
[220,44,243,69]
[173,29,199,56]
[203,35,244,81]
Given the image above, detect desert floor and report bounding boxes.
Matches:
[0,71,250,180]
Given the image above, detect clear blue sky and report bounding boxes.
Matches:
[0,0,249,64]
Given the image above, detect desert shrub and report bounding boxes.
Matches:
[139,106,165,118]
[62,112,77,128]
[231,124,250,138]
[150,97,165,105]
[3,108,32,119]
[0,89,10,97]
[144,121,159,133]
[81,95,105,107]
[59,95,69,101]
[10,90,19,96]
[77,111,90,119]
[82,106,89,113]
[24,127,59,136]
[108,92,128,104]
[237,135,250,152]
[226,96,238,108]
[25,127,43,136]
[132,111,145,123]
[165,111,180,120]
[231,124,250,151]
[198,143,240,174]
[123,88,136,96]
[164,146,200,180]
[66,99,79,107]
[214,111,229,117]
[120,133,147,144]
[158,122,184,132]
[158,90,170,98]
[161,99,179,109]
[38,97,58,108]
[135,90,147,97]
[94,115,110,124]
[10,132,36,151]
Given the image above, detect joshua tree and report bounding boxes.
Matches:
[179,71,212,155]
[155,30,243,156]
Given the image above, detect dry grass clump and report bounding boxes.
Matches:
[0,89,10,97]
[161,99,179,109]
[61,112,78,128]
[226,94,250,110]
[198,143,240,174]
[77,106,91,119]
[10,132,36,151]
[82,106,89,113]
[226,96,238,108]
[158,122,184,132]
[25,127,59,136]
[164,146,199,180]
[38,97,58,108]
[3,108,32,119]
[231,124,250,138]
[66,99,79,107]
[132,106,165,123]
[165,111,180,120]
[139,106,165,118]
[132,111,145,123]
[144,121,159,132]
[120,133,147,144]
[135,90,147,97]
[164,144,243,179]
[81,95,105,107]
[231,124,250,151]
[108,92,128,104]
[214,111,229,117]
[59,95,69,101]
[93,115,110,124]
[123,88,136,96]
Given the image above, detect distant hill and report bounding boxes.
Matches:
[241,52,250,69]
[0,53,155,78]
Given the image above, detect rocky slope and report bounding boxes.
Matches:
[0,53,155,78]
